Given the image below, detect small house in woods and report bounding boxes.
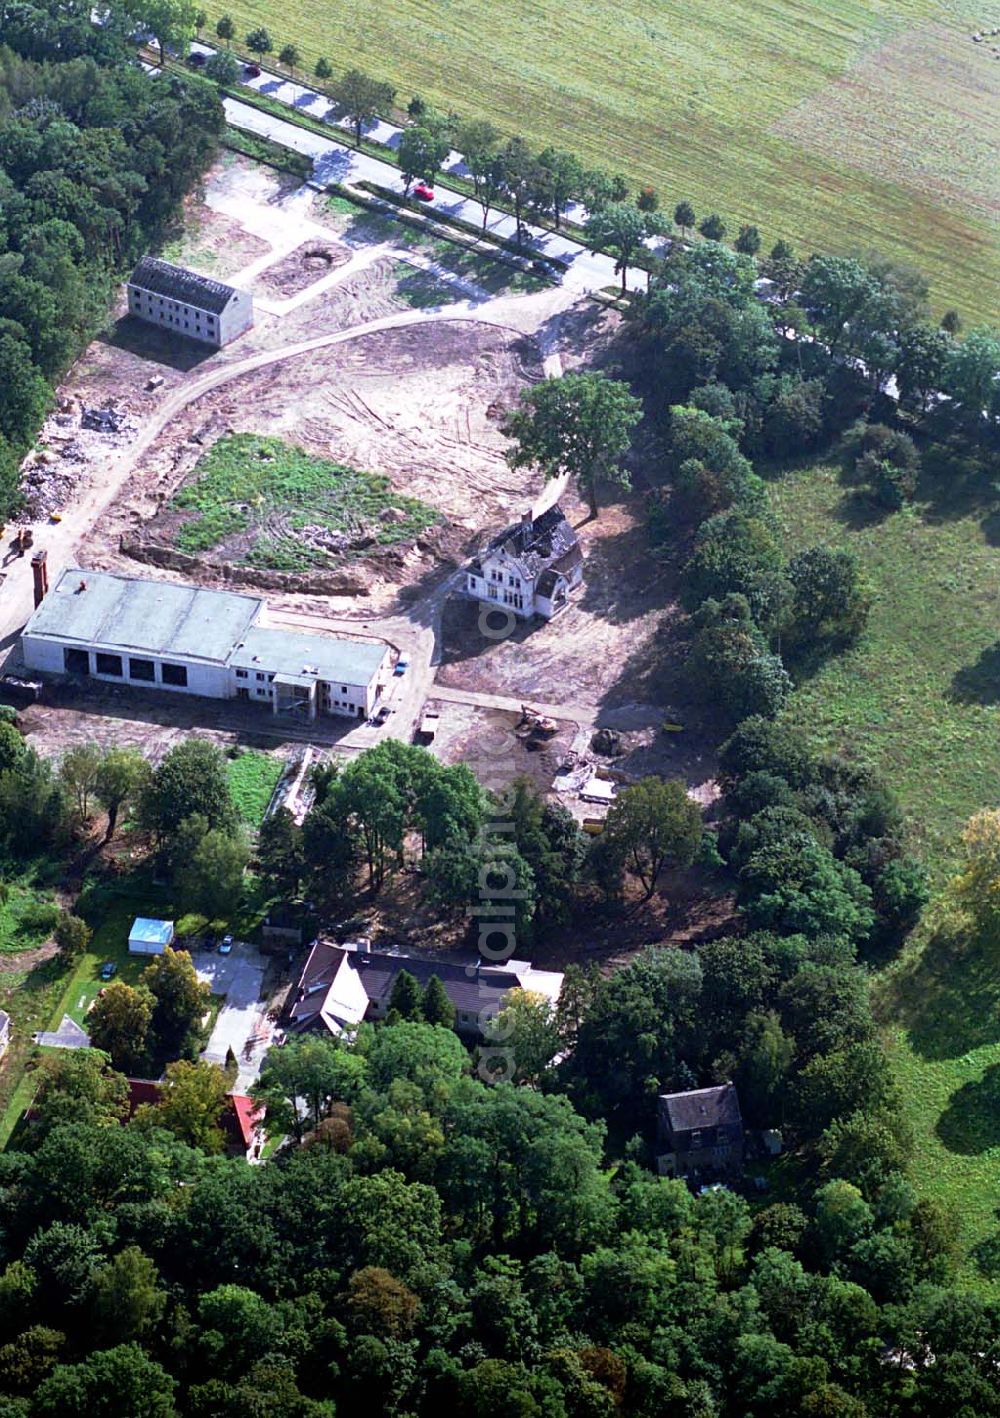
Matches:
[288,940,564,1041]
[465,505,583,620]
[126,255,254,348]
[128,917,175,956]
[656,1083,745,1182]
[125,1080,265,1159]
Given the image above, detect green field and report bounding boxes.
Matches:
[169,433,438,570]
[204,0,998,319]
[227,748,284,826]
[770,457,1000,1289]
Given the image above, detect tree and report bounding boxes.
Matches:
[137,1059,229,1152]
[91,1247,165,1344]
[33,1342,176,1418]
[88,982,154,1074]
[421,975,455,1029]
[698,213,727,241]
[674,201,695,239]
[204,46,239,84]
[278,42,300,76]
[139,739,235,844]
[636,185,659,213]
[126,0,201,67]
[502,371,641,519]
[734,224,761,255]
[347,1266,420,1338]
[951,809,1000,942]
[54,912,91,961]
[215,13,234,45]
[176,825,248,920]
[94,747,149,843]
[739,835,875,943]
[896,322,953,414]
[786,546,871,649]
[244,26,273,60]
[533,147,584,229]
[0,719,24,775]
[194,7,206,31]
[943,326,1000,430]
[498,136,537,236]
[585,202,660,293]
[489,989,560,1082]
[388,969,424,1022]
[330,68,396,147]
[602,778,702,900]
[455,118,503,229]
[683,589,794,720]
[256,807,305,895]
[0,332,49,447]
[398,120,450,194]
[254,1033,366,1136]
[29,1049,129,1136]
[58,743,101,821]
[141,947,210,1054]
[800,255,878,357]
[315,55,332,81]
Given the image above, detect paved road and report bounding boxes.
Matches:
[222,95,638,294]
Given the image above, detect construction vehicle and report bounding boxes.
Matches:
[518,704,558,739]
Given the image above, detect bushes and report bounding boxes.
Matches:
[844,421,921,509]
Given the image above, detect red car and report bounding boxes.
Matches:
[412,183,435,202]
[243,63,261,78]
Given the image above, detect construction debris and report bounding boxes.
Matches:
[81,407,127,433]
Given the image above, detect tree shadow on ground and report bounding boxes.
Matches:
[936,1064,1000,1155]
[832,489,893,531]
[881,927,1000,1062]
[949,644,1000,704]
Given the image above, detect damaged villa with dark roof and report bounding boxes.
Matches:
[465,503,583,620]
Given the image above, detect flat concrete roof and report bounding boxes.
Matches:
[24,569,263,666]
[232,626,387,688]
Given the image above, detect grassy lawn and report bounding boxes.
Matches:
[227,749,284,827]
[770,455,1000,1290]
[169,433,438,570]
[202,0,996,319]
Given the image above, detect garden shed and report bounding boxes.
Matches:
[128,917,175,956]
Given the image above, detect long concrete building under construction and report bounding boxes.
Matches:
[20,568,390,721]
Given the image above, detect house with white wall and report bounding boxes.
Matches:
[465,505,583,620]
[127,255,253,348]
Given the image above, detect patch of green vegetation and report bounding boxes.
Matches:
[170,433,439,568]
[769,455,1000,1292]
[220,124,312,180]
[0,881,58,954]
[392,261,455,309]
[0,960,69,1149]
[226,749,283,827]
[204,0,994,319]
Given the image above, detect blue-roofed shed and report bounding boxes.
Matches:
[128,917,175,956]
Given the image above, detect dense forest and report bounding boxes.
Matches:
[0,0,223,512]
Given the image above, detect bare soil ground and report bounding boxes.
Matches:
[252,238,352,299]
[91,319,545,611]
[438,501,677,707]
[16,690,291,765]
[426,701,577,796]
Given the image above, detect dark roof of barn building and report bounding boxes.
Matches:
[475,505,582,580]
[289,941,528,1028]
[128,255,238,315]
[659,1084,743,1137]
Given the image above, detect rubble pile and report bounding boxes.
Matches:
[19,403,138,518]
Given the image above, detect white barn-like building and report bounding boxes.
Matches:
[466,505,583,620]
[20,568,390,722]
[127,256,253,348]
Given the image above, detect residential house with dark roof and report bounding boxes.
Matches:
[466,505,583,620]
[288,940,564,1041]
[127,255,254,347]
[656,1083,745,1182]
